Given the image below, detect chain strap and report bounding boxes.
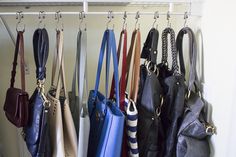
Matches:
[161,27,179,75]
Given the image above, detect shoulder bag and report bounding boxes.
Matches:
[176,27,215,157]
[137,28,165,157]
[24,28,51,157]
[87,29,125,157]
[159,27,186,157]
[47,30,77,157]
[4,31,29,127]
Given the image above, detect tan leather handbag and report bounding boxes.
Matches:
[47,30,77,157]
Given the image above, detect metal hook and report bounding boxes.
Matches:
[38,11,46,28]
[55,11,63,31]
[79,11,86,30]
[135,11,140,30]
[184,11,188,27]
[167,11,171,27]
[152,11,159,28]
[106,11,114,30]
[122,11,127,30]
[16,11,25,32]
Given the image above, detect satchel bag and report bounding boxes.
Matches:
[176,27,215,157]
[87,29,125,157]
[4,31,29,127]
[24,28,51,157]
[47,30,77,157]
[137,28,165,157]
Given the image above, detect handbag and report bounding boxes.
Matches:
[109,29,129,157]
[137,28,165,157]
[24,28,51,157]
[76,30,90,157]
[87,29,125,157]
[159,27,186,157]
[176,27,215,157]
[47,30,77,157]
[4,31,29,127]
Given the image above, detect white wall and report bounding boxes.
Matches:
[201,0,236,157]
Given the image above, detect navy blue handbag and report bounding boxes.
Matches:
[87,29,125,157]
[24,28,51,157]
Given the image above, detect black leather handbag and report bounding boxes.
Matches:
[24,28,51,157]
[137,28,165,157]
[158,27,186,157]
[176,27,215,157]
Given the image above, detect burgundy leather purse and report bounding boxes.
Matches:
[4,31,29,127]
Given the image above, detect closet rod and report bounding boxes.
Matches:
[0,11,201,17]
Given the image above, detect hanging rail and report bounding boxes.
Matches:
[0,11,201,17]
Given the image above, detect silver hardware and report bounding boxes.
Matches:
[106,11,114,29]
[38,11,45,28]
[79,11,86,30]
[135,11,140,30]
[55,11,64,31]
[152,11,159,28]
[167,11,171,27]
[184,11,188,27]
[16,11,25,32]
[122,11,127,30]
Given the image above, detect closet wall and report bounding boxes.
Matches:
[0,4,202,157]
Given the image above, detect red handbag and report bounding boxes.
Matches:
[4,31,29,127]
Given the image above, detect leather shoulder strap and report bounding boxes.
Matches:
[10,31,26,91]
[109,29,127,110]
[141,28,158,64]
[130,30,141,102]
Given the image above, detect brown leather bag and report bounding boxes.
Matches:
[4,31,29,127]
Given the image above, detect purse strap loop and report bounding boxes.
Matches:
[10,31,26,91]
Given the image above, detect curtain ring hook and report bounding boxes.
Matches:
[55,11,63,31]
[106,11,114,30]
[153,11,159,28]
[38,11,46,28]
[167,11,171,28]
[122,11,127,30]
[16,11,25,32]
[135,11,140,30]
[79,11,86,30]
[184,11,188,27]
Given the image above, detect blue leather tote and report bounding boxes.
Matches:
[87,29,125,157]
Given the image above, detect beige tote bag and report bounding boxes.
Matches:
[47,30,77,157]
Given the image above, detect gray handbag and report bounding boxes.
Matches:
[176,27,215,157]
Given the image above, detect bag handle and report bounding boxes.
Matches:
[176,27,200,92]
[33,29,49,82]
[109,29,127,111]
[161,27,179,75]
[53,30,68,99]
[10,31,26,91]
[141,28,158,64]
[94,29,120,107]
[78,30,88,114]
[129,30,141,102]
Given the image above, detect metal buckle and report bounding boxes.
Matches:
[206,125,216,135]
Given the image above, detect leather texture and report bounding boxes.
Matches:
[109,29,128,157]
[87,29,125,157]
[137,28,165,157]
[159,27,186,157]
[176,27,214,157]
[47,30,77,157]
[4,31,29,127]
[24,28,51,157]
